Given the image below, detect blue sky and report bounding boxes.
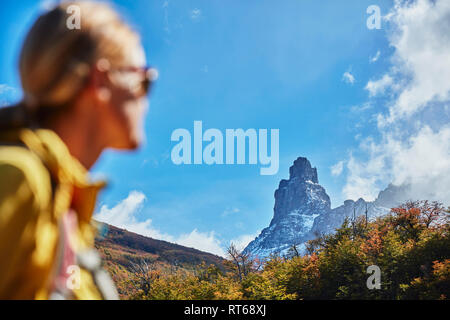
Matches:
[2,0,449,256]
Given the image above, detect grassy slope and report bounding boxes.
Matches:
[94,223,225,298]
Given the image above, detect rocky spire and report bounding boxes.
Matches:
[272,157,330,224]
[244,156,399,259]
[244,157,331,257]
[289,157,319,183]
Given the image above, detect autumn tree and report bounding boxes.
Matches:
[122,200,449,300]
[226,243,262,282]
[127,258,161,298]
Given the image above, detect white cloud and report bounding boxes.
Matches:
[330,161,344,177]
[343,126,450,203]
[341,0,450,205]
[370,50,381,63]
[221,207,240,217]
[389,125,450,201]
[229,232,260,252]
[343,147,388,201]
[342,71,355,85]
[95,191,260,257]
[190,8,202,20]
[350,102,372,113]
[95,191,165,238]
[175,229,225,257]
[379,0,450,124]
[365,74,393,97]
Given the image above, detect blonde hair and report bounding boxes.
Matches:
[1,1,140,129]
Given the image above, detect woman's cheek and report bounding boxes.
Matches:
[125,99,146,148]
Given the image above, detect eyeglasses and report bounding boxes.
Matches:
[115,66,158,96]
[110,66,158,97]
[97,59,158,96]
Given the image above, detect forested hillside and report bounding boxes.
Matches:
[97,201,449,300]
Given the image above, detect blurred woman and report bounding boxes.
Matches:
[0,1,157,299]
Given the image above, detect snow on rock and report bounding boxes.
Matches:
[244,157,411,259]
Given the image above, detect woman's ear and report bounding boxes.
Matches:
[87,59,112,103]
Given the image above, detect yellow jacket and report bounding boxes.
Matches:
[0,128,117,299]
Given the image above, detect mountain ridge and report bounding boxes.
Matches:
[95,222,225,267]
[244,157,410,258]
[94,222,225,297]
